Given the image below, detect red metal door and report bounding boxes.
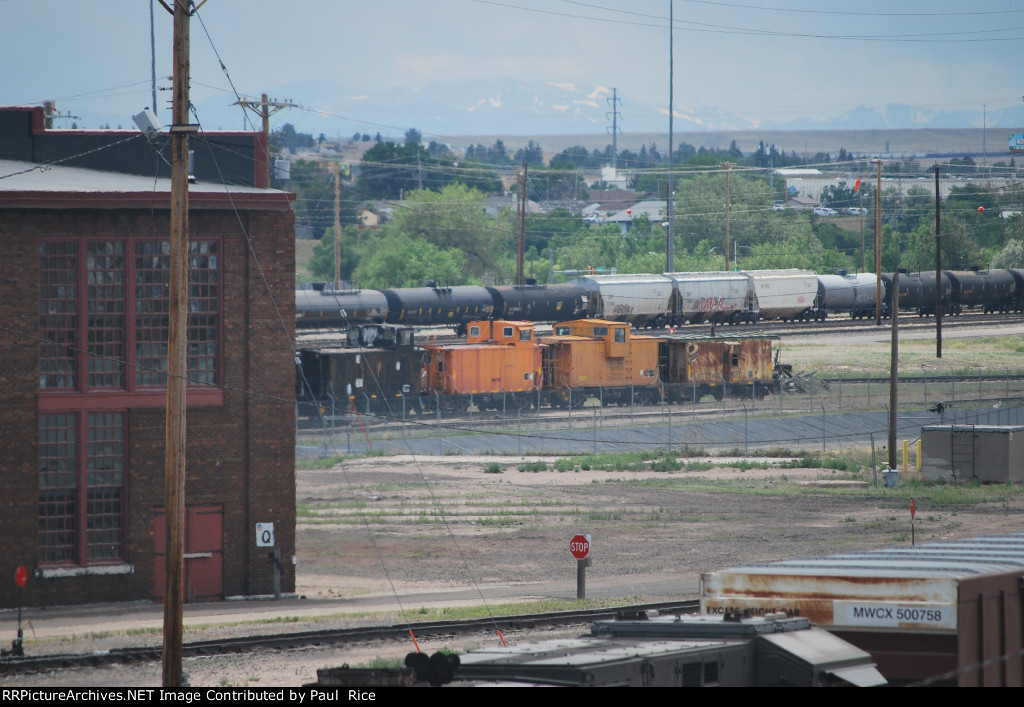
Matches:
[153,505,224,602]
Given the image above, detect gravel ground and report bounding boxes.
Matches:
[7,453,1024,687]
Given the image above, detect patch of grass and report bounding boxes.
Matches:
[553,458,577,472]
[650,454,683,472]
[781,455,863,473]
[518,461,548,472]
[407,597,640,622]
[483,462,502,474]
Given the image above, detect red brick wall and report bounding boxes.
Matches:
[0,205,295,608]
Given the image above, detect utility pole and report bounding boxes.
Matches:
[889,271,900,471]
[666,0,675,273]
[724,162,732,272]
[875,160,883,325]
[162,0,201,688]
[606,88,622,171]
[935,166,943,358]
[150,0,158,118]
[859,186,865,272]
[234,93,296,186]
[329,163,342,290]
[516,164,528,287]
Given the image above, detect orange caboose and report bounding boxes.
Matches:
[540,319,661,407]
[421,320,542,411]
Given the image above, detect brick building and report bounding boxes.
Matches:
[0,106,296,608]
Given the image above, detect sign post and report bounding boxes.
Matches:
[256,523,281,599]
[910,498,916,547]
[569,534,591,600]
[4,566,27,656]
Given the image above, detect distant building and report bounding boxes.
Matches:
[0,106,296,608]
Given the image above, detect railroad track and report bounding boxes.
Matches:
[0,599,699,676]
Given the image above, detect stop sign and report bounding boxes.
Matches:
[14,566,27,588]
[569,534,591,560]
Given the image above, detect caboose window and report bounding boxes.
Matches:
[519,330,532,341]
[503,326,514,338]
[614,328,626,342]
[593,326,608,337]
[555,326,571,336]
[469,326,481,337]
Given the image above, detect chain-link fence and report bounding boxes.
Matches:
[296,372,1024,459]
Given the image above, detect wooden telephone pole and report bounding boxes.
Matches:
[515,164,528,287]
[328,163,342,290]
[234,94,296,185]
[160,0,202,688]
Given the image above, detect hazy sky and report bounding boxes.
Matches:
[3,0,1023,140]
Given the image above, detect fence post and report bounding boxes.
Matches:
[821,403,826,457]
[436,392,442,455]
[668,401,672,452]
[568,386,573,430]
[518,408,522,457]
[744,404,748,455]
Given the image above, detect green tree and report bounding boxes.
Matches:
[671,171,774,253]
[991,239,1024,269]
[525,166,588,203]
[353,233,467,288]
[388,184,511,282]
[308,225,361,282]
[512,140,544,167]
[359,141,502,199]
[285,160,359,238]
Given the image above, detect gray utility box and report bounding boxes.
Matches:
[920,425,1024,483]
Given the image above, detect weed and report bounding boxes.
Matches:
[554,458,576,472]
[483,462,502,474]
[518,461,548,472]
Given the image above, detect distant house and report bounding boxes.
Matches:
[587,189,641,214]
[359,208,381,229]
[604,199,666,234]
[785,195,819,211]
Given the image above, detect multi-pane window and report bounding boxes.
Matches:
[86,241,125,388]
[38,412,124,565]
[39,238,220,391]
[39,243,77,389]
[38,237,219,566]
[85,412,124,561]
[38,413,77,563]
